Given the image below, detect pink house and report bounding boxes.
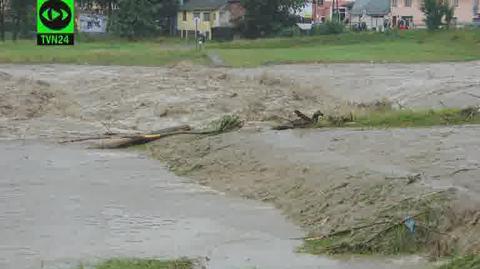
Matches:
[391,0,479,26]
[312,0,355,23]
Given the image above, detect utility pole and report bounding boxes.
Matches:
[194,17,199,50]
[332,0,335,21]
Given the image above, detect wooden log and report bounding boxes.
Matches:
[60,125,192,145]
[294,110,313,123]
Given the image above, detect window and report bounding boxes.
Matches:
[193,12,201,19]
[213,13,216,21]
[203,12,210,21]
[182,11,187,21]
[452,0,458,7]
[317,0,324,5]
[405,0,412,7]
[392,0,398,7]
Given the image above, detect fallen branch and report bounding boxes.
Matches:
[298,221,392,241]
[92,116,243,149]
[59,134,122,144]
[59,125,191,144]
[294,110,313,122]
[93,129,215,149]
[273,110,323,130]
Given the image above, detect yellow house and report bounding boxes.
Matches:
[177,0,244,40]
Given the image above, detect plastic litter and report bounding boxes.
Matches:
[404,216,416,234]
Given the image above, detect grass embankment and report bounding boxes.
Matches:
[81,258,192,269]
[439,255,480,269]
[209,29,480,67]
[316,107,480,128]
[0,37,207,66]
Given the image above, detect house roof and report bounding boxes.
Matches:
[350,0,390,16]
[180,0,229,11]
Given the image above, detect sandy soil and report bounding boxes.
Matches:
[1,62,479,257]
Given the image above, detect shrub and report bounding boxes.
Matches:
[276,26,302,37]
[311,21,345,35]
[421,0,456,30]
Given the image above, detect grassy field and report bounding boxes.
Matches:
[0,29,479,66]
[210,29,480,67]
[82,258,192,269]
[0,38,207,66]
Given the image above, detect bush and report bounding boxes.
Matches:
[421,0,456,30]
[276,26,301,37]
[311,21,345,35]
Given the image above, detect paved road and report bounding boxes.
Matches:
[0,141,428,269]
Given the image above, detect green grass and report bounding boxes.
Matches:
[1,29,480,66]
[91,258,192,269]
[299,236,339,255]
[209,29,480,67]
[317,108,480,128]
[439,255,480,269]
[0,38,207,66]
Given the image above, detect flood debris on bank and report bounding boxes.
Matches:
[272,105,480,131]
[300,190,455,256]
[61,115,243,149]
[144,125,480,260]
[439,255,480,269]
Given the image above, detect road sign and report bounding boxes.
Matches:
[37,0,75,46]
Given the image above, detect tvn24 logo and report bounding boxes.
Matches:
[37,0,75,46]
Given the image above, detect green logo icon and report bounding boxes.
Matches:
[37,0,74,45]
[39,0,72,31]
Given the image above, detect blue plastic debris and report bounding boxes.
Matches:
[404,216,416,234]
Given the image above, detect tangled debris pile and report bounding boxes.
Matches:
[301,190,457,256]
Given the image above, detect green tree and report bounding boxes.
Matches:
[10,0,35,40]
[0,0,5,41]
[421,0,455,30]
[442,0,455,29]
[110,0,177,38]
[97,0,118,17]
[239,0,305,38]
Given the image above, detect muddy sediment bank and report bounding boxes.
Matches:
[146,126,480,256]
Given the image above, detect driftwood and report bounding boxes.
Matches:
[60,125,192,144]
[273,110,324,130]
[62,116,243,149]
[294,110,313,122]
[94,129,214,149]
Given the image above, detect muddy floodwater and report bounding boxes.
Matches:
[1,63,479,268]
[0,141,431,269]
